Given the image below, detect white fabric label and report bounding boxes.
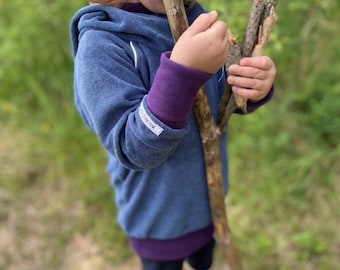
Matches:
[139,102,164,136]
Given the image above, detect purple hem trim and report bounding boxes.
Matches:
[129,224,214,261]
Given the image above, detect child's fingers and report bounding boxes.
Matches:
[228,65,267,80]
[231,86,265,101]
[186,11,218,36]
[239,56,274,70]
[228,76,263,91]
[206,20,228,43]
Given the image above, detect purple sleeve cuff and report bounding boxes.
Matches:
[146,52,211,129]
[246,84,275,113]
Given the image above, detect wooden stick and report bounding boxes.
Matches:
[218,30,243,129]
[219,0,278,130]
[163,1,278,269]
[163,0,188,41]
[252,6,278,56]
[163,1,244,269]
[241,0,265,57]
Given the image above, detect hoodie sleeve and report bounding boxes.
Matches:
[74,29,194,170]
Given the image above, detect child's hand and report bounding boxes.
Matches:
[227,56,276,102]
[170,11,229,74]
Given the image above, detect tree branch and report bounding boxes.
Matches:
[163,1,244,269]
[253,6,278,56]
[163,0,188,41]
[162,1,278,269]
[241,0,265,57]
[218,30,243,130]
[218,0,278,131]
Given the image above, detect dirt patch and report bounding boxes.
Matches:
[62,234,117,270]
[0,188,227,270]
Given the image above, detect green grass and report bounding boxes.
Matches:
[227,104,339,269]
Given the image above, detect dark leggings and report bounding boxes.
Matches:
[140,238,215,270]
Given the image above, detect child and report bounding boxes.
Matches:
[70,1,276,269]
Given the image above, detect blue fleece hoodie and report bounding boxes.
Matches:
[70,1,276,260]
[70,2,231,242]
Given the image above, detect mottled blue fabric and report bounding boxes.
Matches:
[71,3,228,240]
[70,2,271,252]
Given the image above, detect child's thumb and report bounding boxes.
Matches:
[187,11,218,35]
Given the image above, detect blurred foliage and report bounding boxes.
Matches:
[0,0,339,269]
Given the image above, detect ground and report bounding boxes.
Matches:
[0,183,227,270]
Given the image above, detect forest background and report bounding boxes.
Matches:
[0,0,339,269]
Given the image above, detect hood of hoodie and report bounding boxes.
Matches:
[70,3,205,57]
